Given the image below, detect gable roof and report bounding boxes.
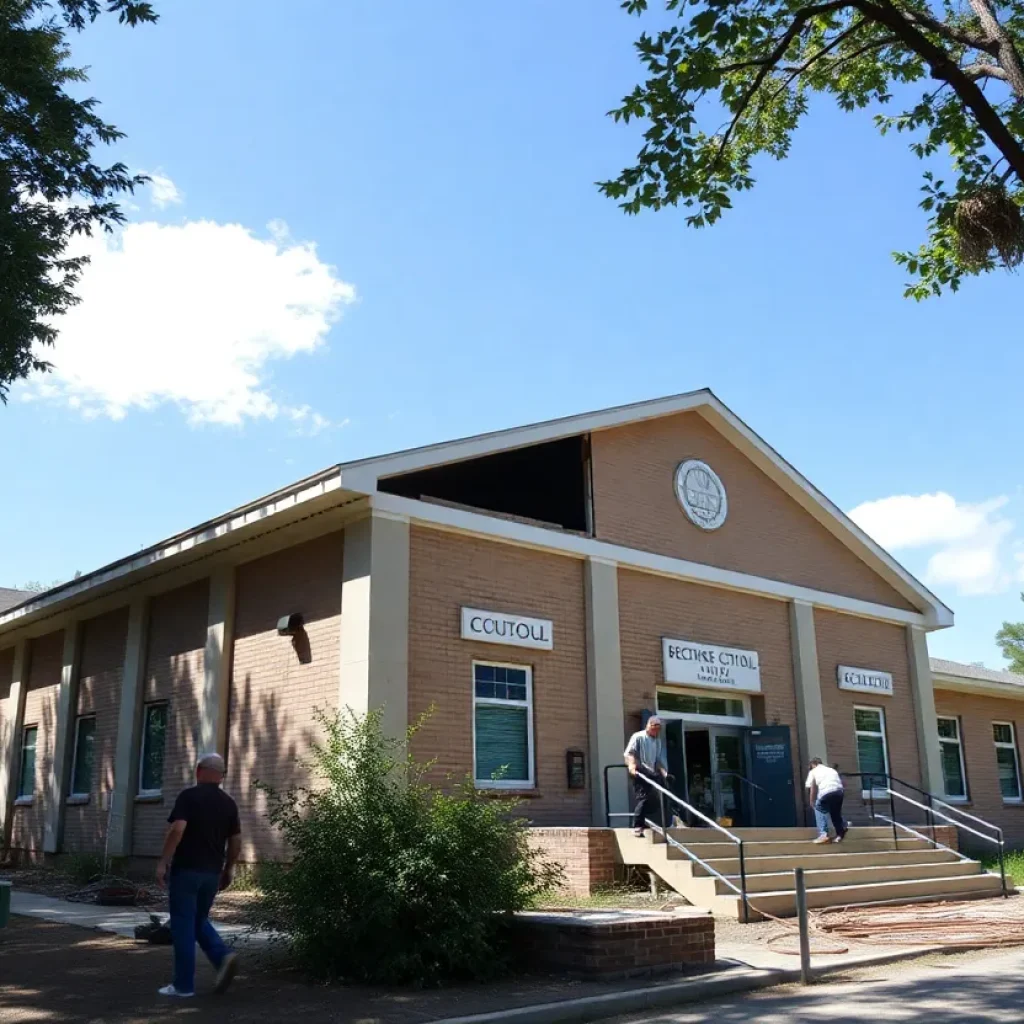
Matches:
[0,389,953,633]
[0,588,30,614]
[931,658,1024,690]
[340,388,952,625]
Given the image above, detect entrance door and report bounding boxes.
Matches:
[711,730,744,824]
[683,729,716,822]
[742,725,797,827]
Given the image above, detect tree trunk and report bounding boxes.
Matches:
[967,0,1024,99]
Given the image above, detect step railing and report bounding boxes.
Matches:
[713,771,772,828]
[603,764,751,921]
[841,772,1008,898]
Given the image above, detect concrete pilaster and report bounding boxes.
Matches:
[790,601,828,770]
[0,640,30,852]
[43,623,83,853]
[340,512,410,745]
[106,599,149,859]
[907,625,944,795]
[585,558,627,827]
[200,567,236,757]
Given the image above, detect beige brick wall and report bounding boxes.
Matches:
[814,610,920,821]
[591,412,914,611]
[229,531,343,860]
[407,526,590,826]
[528,827,618,895]
[63,608,129,855]
[132,581,208,856]
[935,689,1024,849]
[617,569,802,818]
[12,630,65,851]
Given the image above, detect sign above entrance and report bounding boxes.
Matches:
[461,607,553,650]
[662,638,761,693]
[837,665,893,697]
[674,459,728,531]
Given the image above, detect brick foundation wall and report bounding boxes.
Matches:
[12,630,65,852]
[935,689,1024,849]
[513,910,714,978]
[528,828,618,895]
[132,581,208,857]
[407,527,590,826]
[63,608,129,855]
[590,411,913,610]
[229,531,343,861]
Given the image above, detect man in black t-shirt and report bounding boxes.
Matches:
[155,752,242,998]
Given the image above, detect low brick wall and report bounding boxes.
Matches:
[528,828,618,896]
[512,909,714,979]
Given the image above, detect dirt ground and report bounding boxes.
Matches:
[0,917,715,1024]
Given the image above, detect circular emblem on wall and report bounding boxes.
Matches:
[674,460,728,531]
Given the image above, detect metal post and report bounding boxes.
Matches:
[926,791,935,844]
[658,786,667,836]
[795,867,811,985]
[739,840,750,924]
[604,766,611,828]
[999,839,1008,898]
[889,782,898,849]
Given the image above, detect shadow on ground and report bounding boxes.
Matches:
[0,918,717,1024]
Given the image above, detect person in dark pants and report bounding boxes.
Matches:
[156,753,242,998]
[805,757,847,844]
[624,716,669,837]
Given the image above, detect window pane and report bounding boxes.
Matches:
[726,700,744,718]
[18,727,37,797]
[507,669,527,687]
[507,684,527,702]
[854,708,882,733]
[937,718,959,740]
[475,705,529,783]
[474,680,496,698]
[657,692,698,714]
[696,696,727,716]
[940,741,965,798]
[856,734,887,779]
[994,723,1014,745]
[141,705,168,792]
[72,718,96,795]
[997,747,1021,800]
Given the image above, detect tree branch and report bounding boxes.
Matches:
[962,61,1009,81]
[966,0,1024,98]
[898,7,997,56]
[861,0,1024,180]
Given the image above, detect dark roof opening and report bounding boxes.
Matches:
[379,435,590,533]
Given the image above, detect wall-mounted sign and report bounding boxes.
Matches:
[461,607,553,650]
[837,665,893,697]
[674,459,728,531]
[662,638,761,693]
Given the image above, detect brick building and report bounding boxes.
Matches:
[0,390,1020,863]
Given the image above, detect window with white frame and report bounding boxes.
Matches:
[138,703,168,796]
[70,716,96,797]
[854,706,890,795]
[937,716,967,801]
[17,726,37,799]
[993,722,1022,802]
[473,663,534,788]
[656,689,750,723]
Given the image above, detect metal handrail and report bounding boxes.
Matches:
[712,771,772,828]
[841,771,1008,898]
[603,764,751,921]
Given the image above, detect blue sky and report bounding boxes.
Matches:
[4,0,1023,667]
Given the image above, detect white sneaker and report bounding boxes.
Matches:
[158,985,195,998]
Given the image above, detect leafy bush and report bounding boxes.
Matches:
[65,852,104,885]
[250,708,562,985]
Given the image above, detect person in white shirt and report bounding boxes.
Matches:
[805,758,847,844]
[624,716,669,837]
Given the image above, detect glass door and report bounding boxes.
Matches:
[711,730,744,824]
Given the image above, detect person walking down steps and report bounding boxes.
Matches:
[805,757,848,844]
[625,716,669,837]
[155,752,242,998]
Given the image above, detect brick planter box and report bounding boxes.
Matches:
[528,828,619,896]
[512,909,714,979]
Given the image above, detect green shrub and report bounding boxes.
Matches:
[250,708,562,985]
[65,852,104,885]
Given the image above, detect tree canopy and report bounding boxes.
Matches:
[600,0,1024,297]
[996,593,1024,673]
[0,0,156,402]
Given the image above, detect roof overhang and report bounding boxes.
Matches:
[932,673,1024,701]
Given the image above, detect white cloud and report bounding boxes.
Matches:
[849,492,1017,596]
[146,172,183,209]
[27,218,355,425]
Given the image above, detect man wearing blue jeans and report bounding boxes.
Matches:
[805,757,847,844]
[156,753,242,998]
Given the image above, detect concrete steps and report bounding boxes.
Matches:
[612,827,1004,921]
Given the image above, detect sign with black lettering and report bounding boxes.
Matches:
[461,607,553,650]
[662,638,761,693]
[837,665,893,696]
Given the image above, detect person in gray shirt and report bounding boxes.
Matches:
[624,716,669,837]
